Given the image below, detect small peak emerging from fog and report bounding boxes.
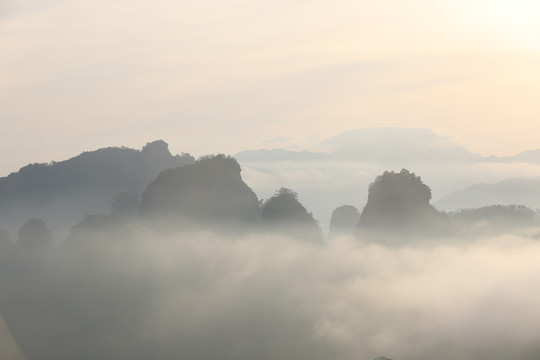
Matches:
[261,187,323,243]
[329,205,360,238]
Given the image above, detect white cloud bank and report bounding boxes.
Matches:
[4,229,540,360]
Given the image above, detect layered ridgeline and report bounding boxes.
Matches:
[2,143,540,360]
[68,154,323,244]
[435,177,540,211]
[1,136,537,246]
[237,128,540,232]
[70,155,322,243]
[0,142,324,246]
[0,140,194,238]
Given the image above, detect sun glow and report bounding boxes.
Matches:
[489,0,540,51]
[496,0,538,24]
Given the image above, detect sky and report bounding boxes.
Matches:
[1,0,539,175]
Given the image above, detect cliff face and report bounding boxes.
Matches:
[140,155,261,229]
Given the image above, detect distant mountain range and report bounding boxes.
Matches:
[238,128,540,165]
[235,149,328,163]
[311,127,482,164]
[238,128,483,165]
[435,177,540,211]
[480,149,540,164]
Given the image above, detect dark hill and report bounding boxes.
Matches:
[358,169,442,234]
[140,155,260,230]
[261,188,323,243]
[329,205,360,238]
[0,140,194,238]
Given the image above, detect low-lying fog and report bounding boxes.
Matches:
[2,228,540,360]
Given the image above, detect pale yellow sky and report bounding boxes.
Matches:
[0,0,539,174]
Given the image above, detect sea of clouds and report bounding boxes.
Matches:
[3,228,540,360]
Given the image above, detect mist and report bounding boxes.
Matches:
[1,146,539,360]
[3,225,540,360]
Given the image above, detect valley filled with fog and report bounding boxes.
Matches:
[4,229,540,360]
[2,134,540,360]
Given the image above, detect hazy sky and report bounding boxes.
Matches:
[1,0,539,174]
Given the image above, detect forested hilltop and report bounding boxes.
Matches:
[0,140,194,238]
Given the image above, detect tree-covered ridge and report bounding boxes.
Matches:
[0,140,194,200]
[0,140,194,237]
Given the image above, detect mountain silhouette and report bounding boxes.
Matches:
[356,169,538,239]
[328,205,360,238]
[140,154,260,231]
[0,140,194,238]
[435,177,540,211]
[358,169,442,234]
[310,128,481,164]
[481,148,540,164]
[235,149,327,163]
[235,128,482,230]
[237,128,480,165]
[261,188,323,243]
